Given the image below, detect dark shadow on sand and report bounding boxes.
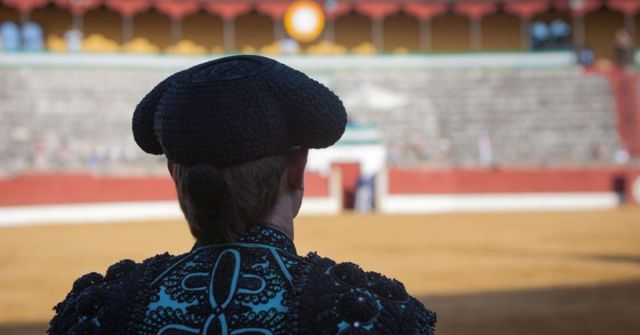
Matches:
[2,280,639,335]
[588,254,640,266]
[421,280,640,335]
[0,322,47,335]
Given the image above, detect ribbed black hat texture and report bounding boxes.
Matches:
[132,55,347,166]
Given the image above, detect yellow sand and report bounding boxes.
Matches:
[1,208,639,333]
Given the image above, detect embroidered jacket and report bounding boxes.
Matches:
[49,225,436,334]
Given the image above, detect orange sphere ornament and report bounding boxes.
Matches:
[284,1,326,42]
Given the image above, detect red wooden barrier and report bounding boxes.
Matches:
[0,172,329,206]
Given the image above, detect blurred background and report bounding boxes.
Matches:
[1,0,640,334]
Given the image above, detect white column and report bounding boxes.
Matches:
[274,20,285,41]
[470,18,482,50]
[324,19,335,42]
[73,12,84,31]
[223,18,235,51]
[171,19,182,45]
[521,18,530,49]
[122,16,133,44]
[419,19,432,52]
[373,19,384,52]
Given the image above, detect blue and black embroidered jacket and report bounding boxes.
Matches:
[49,225,436,334]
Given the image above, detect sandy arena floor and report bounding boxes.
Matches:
[1,208,639,334]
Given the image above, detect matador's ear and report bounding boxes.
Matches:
[132,79,168,155]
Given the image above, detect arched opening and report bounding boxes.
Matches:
[0,3,19,23]
[585,6,625,61]
[131,8,171,52]
[334,11,372,52]
[182,10,223,53]
[84,6,122,51]
[482,11,521,50]
[431,13,470,52]
[31,4,72,51]
[235,11,273,52]
[383,12,419,53]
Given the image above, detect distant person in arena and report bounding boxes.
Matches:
[48,55,436,334]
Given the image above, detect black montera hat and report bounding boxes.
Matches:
[132,55,347,166]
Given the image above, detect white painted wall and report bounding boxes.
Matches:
[375,170,621,214]
[308,144,386,176]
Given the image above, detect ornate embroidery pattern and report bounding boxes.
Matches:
[289,257,437,335]
[48,225,437,335]
[139,226,299,335]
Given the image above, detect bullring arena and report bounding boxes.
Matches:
[2,0,640,334]
[1,210,640,335]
